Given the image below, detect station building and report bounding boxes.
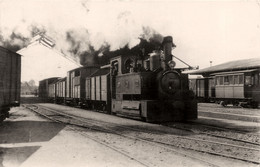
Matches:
[17,34,80,86]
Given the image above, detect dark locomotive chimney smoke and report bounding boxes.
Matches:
[161,36,176,70]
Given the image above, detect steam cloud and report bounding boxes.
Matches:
[0,0,167,66]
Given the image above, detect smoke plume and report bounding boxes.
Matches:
[0,0,169,66]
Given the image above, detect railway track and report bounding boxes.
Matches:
[23,104,152,167]
[24,104,260,165]
[165,121,260,146]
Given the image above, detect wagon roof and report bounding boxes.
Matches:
[67,65,98,72]
[187,57,260,75]
[0,46,22,57]
[90,68,110,77]
[39,77,60,82]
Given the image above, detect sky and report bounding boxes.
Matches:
[0,0,260,75]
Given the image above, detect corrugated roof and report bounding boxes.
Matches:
[210,69,258,76]
[187,58,260,75]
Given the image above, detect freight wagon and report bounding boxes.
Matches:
[0,46,21,121]
[84,66,111,112]
[55,77,66,104]
[65,66,99,106]
[39,77,60,100]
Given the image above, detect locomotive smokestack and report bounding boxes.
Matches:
[161,36,175,70]
[162,36,174,62]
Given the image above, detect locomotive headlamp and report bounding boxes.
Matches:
[168,60,176,70]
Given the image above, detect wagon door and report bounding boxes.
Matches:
[85,78,91,100]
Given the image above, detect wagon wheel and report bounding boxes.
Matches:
[139,104,146,122]
[232,101,239,106]
[102,105,106,112]
[220,101,227,107]
[92,104,95,110]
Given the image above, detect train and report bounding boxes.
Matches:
[40,36,198,122]
[188,58,260,108]
[0,46,21,122]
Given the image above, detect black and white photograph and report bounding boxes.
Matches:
[0,0,260,166]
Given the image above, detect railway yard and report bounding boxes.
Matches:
[1,1,260,167]
[0,97,259,167]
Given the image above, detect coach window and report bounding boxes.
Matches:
[216,77,220,85]
[228,75,234,85]
[234,75,239,84]
[216,76,224,85]
[224,76,229,85]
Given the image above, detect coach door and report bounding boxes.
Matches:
[244,70,260,99]
[244,72,253,98]
[208,78,215,98]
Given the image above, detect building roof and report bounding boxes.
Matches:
[187,58,260,76]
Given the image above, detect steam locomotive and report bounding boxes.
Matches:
[41,36,197,122]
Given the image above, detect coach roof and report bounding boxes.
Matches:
[187,58,260,76]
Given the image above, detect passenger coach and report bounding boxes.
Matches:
[188,58,260,108]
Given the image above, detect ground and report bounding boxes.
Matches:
[0,101,259,167]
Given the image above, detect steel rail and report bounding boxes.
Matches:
[23,104,151,167]
[164,122,260,147]
[24,104,223,167]
[25,104,260,165]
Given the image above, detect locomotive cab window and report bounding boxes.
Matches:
[111,61,119,76]
[124,58,134,73]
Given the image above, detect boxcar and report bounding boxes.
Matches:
[85,66,111,112]
[48,81,56,102]
[39,77,59,99]
[0,46,21,121]
[55,77,66,104]
[66,66,99,105]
